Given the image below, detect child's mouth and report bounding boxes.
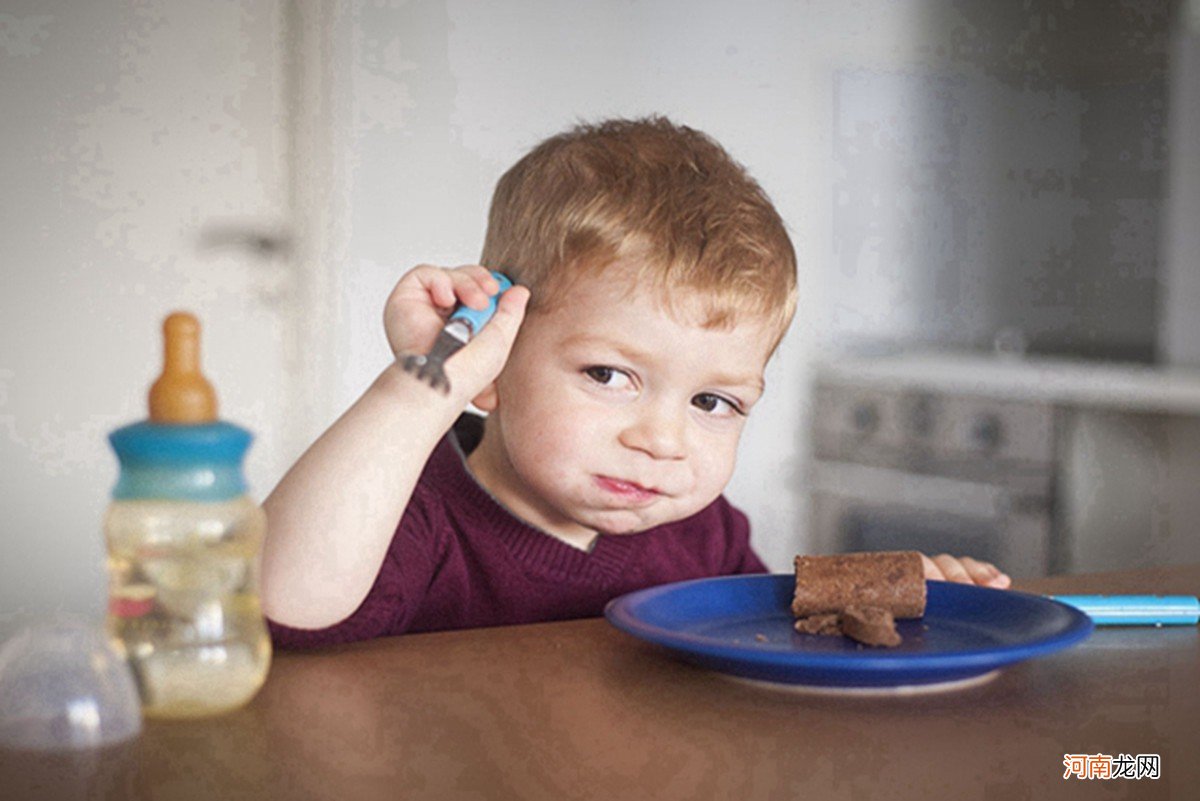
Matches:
[594,475,660,504]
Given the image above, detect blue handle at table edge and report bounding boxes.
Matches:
[1050,594,1200,626]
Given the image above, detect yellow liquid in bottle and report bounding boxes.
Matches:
[105,499,271,718]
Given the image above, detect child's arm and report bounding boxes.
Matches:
[260,265,530,630]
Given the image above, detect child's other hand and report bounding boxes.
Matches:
[920,553,1011,589]
[383,264,529,399]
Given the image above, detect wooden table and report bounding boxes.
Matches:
[2,564,1197,800]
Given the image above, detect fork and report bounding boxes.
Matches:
[399,271,514,394]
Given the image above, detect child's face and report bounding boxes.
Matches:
[468,262,778,546]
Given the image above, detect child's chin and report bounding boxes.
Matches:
[585,515,643,534]
[598,526,640,536]
[591,514,654,536]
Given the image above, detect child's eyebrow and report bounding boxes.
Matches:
[559,332,650,362]
[559,333,765,393]
[710,371,766,395]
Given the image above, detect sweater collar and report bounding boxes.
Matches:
[426,416,636,584]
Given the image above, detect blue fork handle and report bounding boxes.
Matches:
[448,271,514,336]
[1050,595,1200,625]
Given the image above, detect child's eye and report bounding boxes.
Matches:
[583,365,634,390]
[692,393,744,417]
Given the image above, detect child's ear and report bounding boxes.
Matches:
[471,381,499,412]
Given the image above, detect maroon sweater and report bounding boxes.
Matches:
[267,415,767,649]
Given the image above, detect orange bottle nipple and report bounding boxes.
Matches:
[148,311,218,423]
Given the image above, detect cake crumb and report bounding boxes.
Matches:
[793,613,842,636]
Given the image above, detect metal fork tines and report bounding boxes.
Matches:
[400,319,473,394]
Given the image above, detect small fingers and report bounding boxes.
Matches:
[403,265,499,311]
[405,265,458,309]
[441,285,531,400]
[928,554,1011,588]
[447,265,502,310]
[932,554,972,584]
[955,556,1010,588]
[460,285,530,364]
[478,284,530,345]
[467,265,502,295]
[384,265,503,358]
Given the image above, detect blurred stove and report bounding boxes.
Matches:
[806,351,1200,578]
[808,379,1057,578]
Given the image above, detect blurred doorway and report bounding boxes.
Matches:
[1,0,301,630]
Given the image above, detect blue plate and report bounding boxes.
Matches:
[604,575,1093,688]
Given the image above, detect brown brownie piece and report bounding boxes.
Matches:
[791,551,926,619]
[840,605,902,647]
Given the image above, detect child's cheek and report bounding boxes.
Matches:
[513,402,594,471]
[697,440,738,494]
[706,460,736,497]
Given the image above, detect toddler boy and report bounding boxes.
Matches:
[261,118,1008,647]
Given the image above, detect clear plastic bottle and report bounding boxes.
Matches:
[104,312,271,718]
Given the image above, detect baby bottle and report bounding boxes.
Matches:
[104,312,271,718]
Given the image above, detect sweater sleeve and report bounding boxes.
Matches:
[266,482,444,650]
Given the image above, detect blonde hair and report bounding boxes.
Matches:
[480,117,797,351]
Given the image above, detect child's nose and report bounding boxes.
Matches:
[618,401,687,460]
